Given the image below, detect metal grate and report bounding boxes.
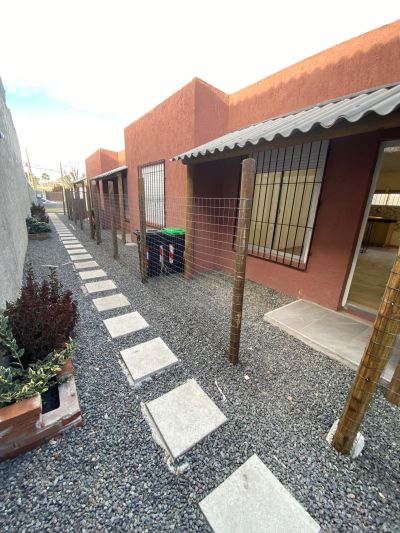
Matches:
[249,140,329,269]
[140,161,165,227]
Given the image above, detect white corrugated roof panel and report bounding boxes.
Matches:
[172,83,400,161]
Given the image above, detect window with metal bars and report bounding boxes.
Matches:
[140,161,165,227]
[122,174,130,220]
[249,140,329,269]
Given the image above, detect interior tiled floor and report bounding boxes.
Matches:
[264,299,399,384]
[347,246,397,311]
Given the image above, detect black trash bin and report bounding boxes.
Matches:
[160,228,185,273]
[134,229,162,277]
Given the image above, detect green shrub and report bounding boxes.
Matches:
[0,314,75,407]
[26,217,51,234]
[30,202,49,223]
[5,265,78,366]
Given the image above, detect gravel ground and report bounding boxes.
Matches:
[1,215,399,533]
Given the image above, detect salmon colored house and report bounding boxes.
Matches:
[85,20,400,316]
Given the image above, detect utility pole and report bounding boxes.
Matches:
[60,162,66,216]
[25,148,36,189]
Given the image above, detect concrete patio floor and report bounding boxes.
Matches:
[264,299,399,384]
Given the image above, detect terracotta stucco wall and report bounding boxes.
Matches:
[85,148,120,180]
[124,78,229,234]
[193,127,400,309]
[229,20,400,130]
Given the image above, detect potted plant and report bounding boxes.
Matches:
[26,216,51,240]
[0,266,81,461]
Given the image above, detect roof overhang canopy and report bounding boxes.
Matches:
[91,165,127,181]
[172,83,400,163]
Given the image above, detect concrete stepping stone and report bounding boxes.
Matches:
[67,248,88,255]
[85,279,117,294]
[79,269,107,281]
[74,260,99,269]
[93,293,130,312]
[65,244,84,249]
[121,337,178,384]
[199,454,320,533]
[144,379,227,460]
[103,311,149,338]
[71,253,92,261]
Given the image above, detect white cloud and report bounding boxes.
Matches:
[1,0,399,173]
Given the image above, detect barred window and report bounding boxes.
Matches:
[122,174,130,220]
[140,161,165,227]
[249,141,329,269]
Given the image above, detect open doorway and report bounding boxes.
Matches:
[345,142,400,316]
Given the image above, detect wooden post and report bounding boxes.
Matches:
[138,175,147,283]
[332,245,400,454]
[386,361,400,405]
[109,181,119,259]
[62,187,66,215]
[184,165,194,281]
[78,187,84,230]
[94,181,102,244]
[117,173,126,244]
[229,158,256,365]
[67,189,72,220]
[73,188,78,225]
[87,184,95,240]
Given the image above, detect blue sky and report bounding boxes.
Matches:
[1,0,399,180]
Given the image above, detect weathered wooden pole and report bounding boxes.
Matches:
[109,181,119,259]
[73,188,78,225]
[78,187,84,230]
[86,183,95,240]
[60,162,66,216]
[117,173,126,244]
[67,189,73,220]
[229,158,256,365]
[62,187,66,215]
[138,175,147,283]
[184,164,194,281]
[332,245,400,454]
[94,181,102,244]
[386,360,400,405]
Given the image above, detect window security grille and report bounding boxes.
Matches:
[140,161,165,227]
[249,140,329,269]
[122,175,130,220]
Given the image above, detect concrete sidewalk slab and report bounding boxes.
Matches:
[65,244,84,249]
[104,312,149,338]
[71,253,92,261]
[199,454,320,533]
[144,379,227,460]
[67,248,88,255]
[121,337,178,384]
[79,269,107,281]
[93,293,130,312]
[74,260,99,269]
[85,279,116,294]
[264,299,398,384]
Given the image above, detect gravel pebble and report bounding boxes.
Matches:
[0,216,399,533]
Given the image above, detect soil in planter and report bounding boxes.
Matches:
[41,383,60,413]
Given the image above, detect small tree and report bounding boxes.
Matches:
[5,265,78,366]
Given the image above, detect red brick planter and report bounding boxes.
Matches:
[0,360,82,461]
[28,233,50,240]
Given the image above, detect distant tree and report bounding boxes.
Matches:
[41,172,50,182]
